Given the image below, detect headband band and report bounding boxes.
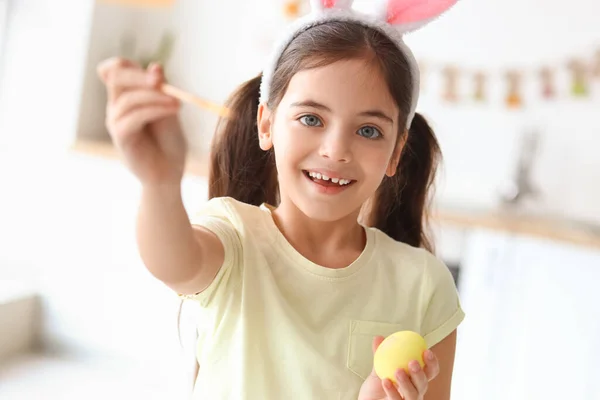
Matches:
[259,0,458,129]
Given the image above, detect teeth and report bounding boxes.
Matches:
[307,171,352,186]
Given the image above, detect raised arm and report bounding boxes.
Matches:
[97,57,224,295]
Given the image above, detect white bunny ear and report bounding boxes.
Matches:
[310,0,354,12]
[386,0,458,31]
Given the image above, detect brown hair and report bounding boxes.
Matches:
[209,21,441,252]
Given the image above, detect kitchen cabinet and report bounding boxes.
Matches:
[452,229,600,400]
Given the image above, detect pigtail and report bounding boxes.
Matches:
[208,73,279,206]
[369,112,441,252]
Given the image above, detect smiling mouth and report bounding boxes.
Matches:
[302,170,356,187]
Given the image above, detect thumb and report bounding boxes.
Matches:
[372,335,385,354]
[369,336,385,377]
[147,62,166,86]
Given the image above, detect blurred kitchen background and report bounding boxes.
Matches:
[0,0,599,399]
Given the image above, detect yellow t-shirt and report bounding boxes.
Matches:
[185,197,464,400]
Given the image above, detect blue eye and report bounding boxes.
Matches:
[358,126,382,139]
[299,115,323,127]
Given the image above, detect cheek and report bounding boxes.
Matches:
[271,124,299,173]
[272,121,312,160]
[270,120,287,153]
[361,145,395,173]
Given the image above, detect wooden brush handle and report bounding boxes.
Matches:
[161,84,231,118]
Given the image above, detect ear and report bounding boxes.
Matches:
[386,0,458,30]
[385,130,407,177]
[257,102,273,151]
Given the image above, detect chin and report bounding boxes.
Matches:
[294,197,361,223]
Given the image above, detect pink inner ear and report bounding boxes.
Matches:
[388,0,457,25]
[323,0,336,7]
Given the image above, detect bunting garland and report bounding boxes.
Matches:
[594,50,600,77]
[567,59,589,97]
[419,47,600,108]
[283,0,304,19]
[539,67,556,100]
[473,71,486,102]
[279,1,599,109]
[441,65,460,103]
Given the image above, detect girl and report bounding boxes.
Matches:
[97,0,464,399]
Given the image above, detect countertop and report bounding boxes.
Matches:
[70,139,600,251]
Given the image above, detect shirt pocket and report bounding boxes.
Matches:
[346,320,406,380]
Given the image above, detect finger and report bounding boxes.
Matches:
[97,57,140,83]
[147,62,164,78]
[110,105,179,142]
[382,379,403,400]
[110,89,179,121]
[147,63,169,91]
[407,360,428,394]
[100,61,159,103]
[422,350,440,381]
[109,69,160,103]
[395,369,419,400]
[372,336,385,354]
[368,335,386,377]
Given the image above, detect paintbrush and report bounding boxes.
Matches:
[161,84,231,118]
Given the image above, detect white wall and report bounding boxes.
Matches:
[405,0,600,223]
[0,0,95,151]
[0,1,8,78]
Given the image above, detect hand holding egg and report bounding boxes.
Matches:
[358,331,440,400]
[373,331,427,383]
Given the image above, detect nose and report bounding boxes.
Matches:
[318,128,352,163]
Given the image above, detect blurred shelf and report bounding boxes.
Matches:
[70,139,600,251]
[70,138,209,177]
[434,207,600,251]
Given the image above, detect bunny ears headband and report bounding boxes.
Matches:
[259,0,458,129]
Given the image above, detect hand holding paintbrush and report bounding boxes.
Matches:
[97,58,227,185]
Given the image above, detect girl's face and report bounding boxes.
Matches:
[258,58,403,222]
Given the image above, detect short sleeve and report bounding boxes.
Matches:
[420,252,465,348]
[183,197,243,308]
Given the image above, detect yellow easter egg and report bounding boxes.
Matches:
[373,331,427,384]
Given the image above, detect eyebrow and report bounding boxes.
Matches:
[290,100,394,125]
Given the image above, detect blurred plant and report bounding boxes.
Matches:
[119,30,176,70]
